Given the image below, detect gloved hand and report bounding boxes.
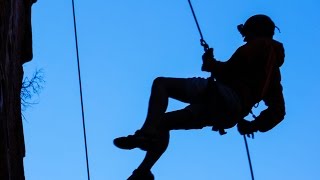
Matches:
[201,48,215,72]
[237,119,258,138]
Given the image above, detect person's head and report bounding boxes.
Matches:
[237,14,276,42]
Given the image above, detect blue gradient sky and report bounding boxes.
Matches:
[23,0,319,179]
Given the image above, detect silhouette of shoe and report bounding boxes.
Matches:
[113,130,156,151]
[127,169,154,180]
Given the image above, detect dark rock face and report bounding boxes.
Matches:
[0,0,36,179]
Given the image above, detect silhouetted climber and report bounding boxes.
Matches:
[114,14,285,180]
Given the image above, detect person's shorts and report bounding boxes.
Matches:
[184,77,242,128]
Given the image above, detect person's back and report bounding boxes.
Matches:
[210,38,285,116]
[232,14,286,134]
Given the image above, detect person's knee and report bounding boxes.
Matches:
[152,77,166,90]
[153,76,166,85]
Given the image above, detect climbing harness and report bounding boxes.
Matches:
[71,0,91,180]
[187,1,254,179]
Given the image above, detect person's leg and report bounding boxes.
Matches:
[141,77,208,134]
[114,77,208,150]
[134,131,169,172]
[128,108,207,179]
[126,80,243,179]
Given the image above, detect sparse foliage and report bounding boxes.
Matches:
[21,69,45,111]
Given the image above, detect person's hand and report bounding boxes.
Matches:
[237,119,258,138]
[201,48,215,72]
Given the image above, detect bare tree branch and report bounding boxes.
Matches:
[21,69,45,111]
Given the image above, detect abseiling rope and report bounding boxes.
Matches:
[244,135,255,180]
[71,0,91,179]
[187,0,209,51]
[187,1,255,179]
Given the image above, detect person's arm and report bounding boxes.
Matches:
[237,69,285,134]
[201,47,242,82]
[252,74,285,132]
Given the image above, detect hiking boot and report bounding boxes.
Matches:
[127,169,154,180]
[113,130,157,151]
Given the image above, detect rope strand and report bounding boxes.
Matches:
[187,1,255,179]
[187,0,209,51]
[71,0,91,179]
[244,135,255,180]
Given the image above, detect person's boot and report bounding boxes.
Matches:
[127,168,154,180]
[113,130,157,151]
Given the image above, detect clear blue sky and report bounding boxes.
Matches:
[23,0,320,179]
